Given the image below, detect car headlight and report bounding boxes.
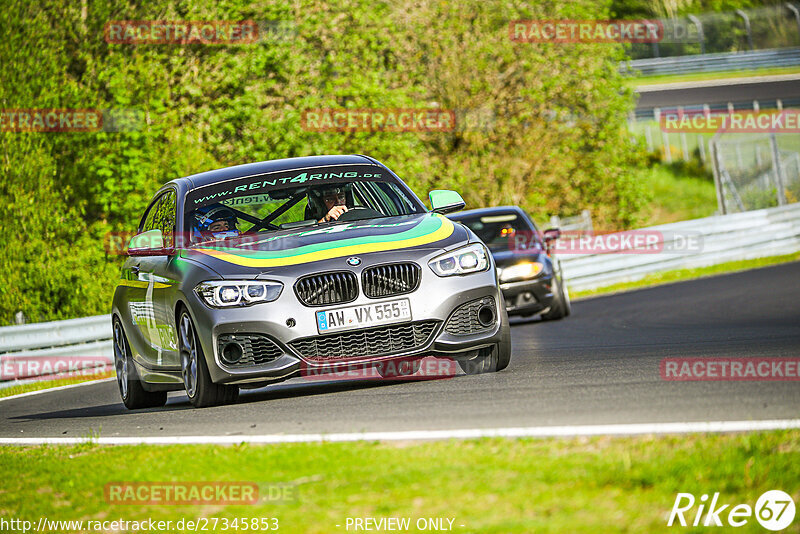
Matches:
[499,262,544,283]
[428,243,489,277]
[194,280,283,307]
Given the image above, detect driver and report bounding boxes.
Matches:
[309,184,351,223]
[192,204,240,242]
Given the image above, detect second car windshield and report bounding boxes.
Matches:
[452,213,538,251]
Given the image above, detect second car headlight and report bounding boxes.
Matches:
[499,262,544,283]
[194,280,283,307]
[428,243,489,277]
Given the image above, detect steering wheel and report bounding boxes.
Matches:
[336,206,383,222]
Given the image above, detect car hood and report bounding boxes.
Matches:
[181,213,468,272]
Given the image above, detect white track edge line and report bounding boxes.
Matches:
[0,378,115,402]
[2,419,799,445]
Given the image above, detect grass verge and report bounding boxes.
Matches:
[0,372,113,400]
[0,431,797,533]
[636,163,717,226]
[626,65,800,89]
[572,252,800,300]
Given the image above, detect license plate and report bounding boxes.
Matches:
[316,298,412,334]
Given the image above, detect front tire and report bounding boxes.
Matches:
[541,274,571,320]
[458,308,512,375]
[178,310,239,408]
[113,318,167,410]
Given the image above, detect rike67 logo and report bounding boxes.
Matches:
[668,490,795,530]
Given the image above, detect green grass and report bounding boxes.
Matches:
[572,252,800,300]
[635,163,718,226]
[0,373,113,400]
[0,432,797,532]
[625,65,800,88]
[628,119,713,156]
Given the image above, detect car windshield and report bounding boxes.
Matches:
[185,165,424,244]
[451,212,539,251]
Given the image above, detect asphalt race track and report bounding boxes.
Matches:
[1,262,799,440]
[636,76,800,110]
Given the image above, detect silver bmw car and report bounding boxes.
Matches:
[112,155,511,408]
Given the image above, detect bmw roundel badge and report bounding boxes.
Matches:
[346,257,361,266]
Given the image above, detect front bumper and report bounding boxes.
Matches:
[184,250,505,386]
[499,274,555,316]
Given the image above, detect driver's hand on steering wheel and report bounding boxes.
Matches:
[321,205,348,222]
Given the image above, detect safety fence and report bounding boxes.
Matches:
[559,202,800,290]
[625,46,800,75]
[626,4,800,61]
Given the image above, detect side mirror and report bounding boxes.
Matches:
[543,228,561,243]
[127,229,173,256]
[429,190,466,214]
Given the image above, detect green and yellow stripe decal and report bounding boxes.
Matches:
[192,215,455,268]
[117,280,171,289]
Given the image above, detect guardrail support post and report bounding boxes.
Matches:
[687,15,705,54]
[645,125,654,152]
[710,139,728,214]
[735,9,754,50]
[681,132,689,161]
[786,3,800,41]
[581,209,593,233]
[770,133,789,206]
[698,135,706,164]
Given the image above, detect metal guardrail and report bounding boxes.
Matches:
[0,315,113,388]
[634,97,800,122]
[550,210,594,232]
[1,201,800,385]
[559,202,800,291]
[0,315,111,353]
[623,47,800,76]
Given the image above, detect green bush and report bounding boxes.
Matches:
[0,0,646,324]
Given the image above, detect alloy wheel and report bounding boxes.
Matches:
[179,313,198,398]
[112,321,128,400]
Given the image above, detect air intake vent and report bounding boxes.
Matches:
[444,297,497,336]
[294,271,358,307]
[362,262,421,298]
[290,320,439,361]
[217,334,283,367]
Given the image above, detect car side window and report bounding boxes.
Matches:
[139,190,177,248]
[140,197,162,233]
